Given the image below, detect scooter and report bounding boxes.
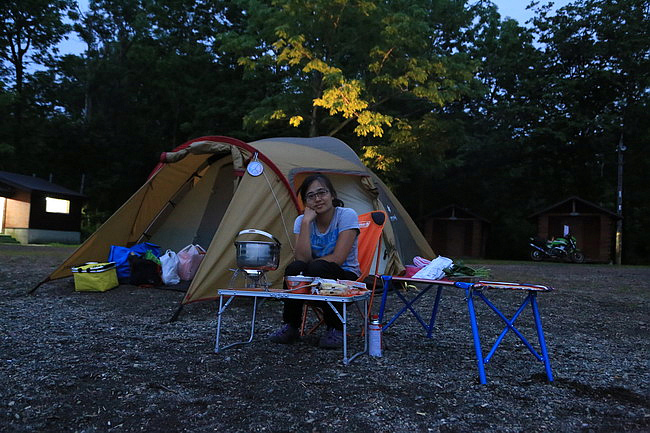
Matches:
[529,234,585,263]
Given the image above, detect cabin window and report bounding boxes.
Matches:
[45,197,70,214]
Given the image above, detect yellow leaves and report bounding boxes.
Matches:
[303,59,341,76]
[361,145,399,172]
[270,110,286,120]
[314,80,366,118]
[289,116,303,127]
[354,111,393,137]
[275,30,311,66]
[237,57,256,70]
[244,69,393,136]
[312,79,392,137]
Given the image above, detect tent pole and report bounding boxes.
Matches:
[28,278,50,294]
[167,303,184,323]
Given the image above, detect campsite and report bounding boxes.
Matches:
[2,244,649,432]
[1,1,648,431]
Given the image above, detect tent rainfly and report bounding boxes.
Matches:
[34,136,435,306]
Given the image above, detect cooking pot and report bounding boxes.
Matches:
[234,229,281,271]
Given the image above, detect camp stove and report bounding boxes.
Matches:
[229,229,281,289]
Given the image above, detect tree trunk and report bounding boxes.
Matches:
[309,72,323,137]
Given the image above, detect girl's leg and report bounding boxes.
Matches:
[305,260,358,330]
[282,261,309,328]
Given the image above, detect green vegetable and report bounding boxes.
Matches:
[443,261,490,278]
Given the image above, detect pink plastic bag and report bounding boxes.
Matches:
[177,244,206,281]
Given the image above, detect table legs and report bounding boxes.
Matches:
[321,299,369,364]
[215,295,368,365]
[378,277,554,384]
[215,295,259,353]
[379,276,442,336]
[465,289,554,384]
[465,288,487,384]
[531,294,554,382]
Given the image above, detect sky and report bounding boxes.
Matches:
[491,0,572,24]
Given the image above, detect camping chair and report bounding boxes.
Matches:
[299,210,386,336]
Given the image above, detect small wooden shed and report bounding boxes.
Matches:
[420,205,489,259]
[528,196,618,263]
[0,171,85,245]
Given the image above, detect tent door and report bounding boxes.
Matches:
[194,164,236,247]
[147,159,235,252]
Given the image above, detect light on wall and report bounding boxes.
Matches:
[45,197,70,214]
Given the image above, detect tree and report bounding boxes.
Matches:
[531,0,650,262]
[0,0,74,151]
[223,0,480,146]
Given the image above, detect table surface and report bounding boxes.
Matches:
[217,288,371,302]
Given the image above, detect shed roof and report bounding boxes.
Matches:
[0,171,86,198]
[528,196,618,218]
[422,204,490,223]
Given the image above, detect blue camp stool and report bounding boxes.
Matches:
[454,281,554,385]
[378,276,554,384]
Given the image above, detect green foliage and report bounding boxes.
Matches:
[227,0,480,143]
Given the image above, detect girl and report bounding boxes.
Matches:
[269,173,360,348]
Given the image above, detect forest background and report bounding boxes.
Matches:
[1,0,648,263]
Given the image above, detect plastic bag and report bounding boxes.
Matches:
[108,245,131,282]
[108,242,161,282]
[177,244,206,281]
[412,256,453,280]
[160,249,181,285]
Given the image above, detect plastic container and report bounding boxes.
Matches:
[285,275,314,294]
[71,262,118,292]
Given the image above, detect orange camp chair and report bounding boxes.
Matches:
[299,210,387,336]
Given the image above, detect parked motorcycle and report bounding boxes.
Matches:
[529,235,585,263]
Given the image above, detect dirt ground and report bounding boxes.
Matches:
[1,244,649,433]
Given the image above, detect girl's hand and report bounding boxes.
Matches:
[303,206,317,223]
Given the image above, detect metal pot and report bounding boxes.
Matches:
[234,229,281,271]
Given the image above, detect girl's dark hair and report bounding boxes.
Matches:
[297,173,344,207]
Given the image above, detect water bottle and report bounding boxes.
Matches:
[368,315,382,357]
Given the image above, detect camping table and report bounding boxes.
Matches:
[215,289,370,365]
[378,276,554,384]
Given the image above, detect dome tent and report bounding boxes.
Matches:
[35,136,434,306]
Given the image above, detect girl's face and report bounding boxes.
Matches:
[304,180,333,214]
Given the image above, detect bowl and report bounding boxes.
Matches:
[285,275,314,293]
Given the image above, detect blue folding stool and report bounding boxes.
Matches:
[379,276,554,384]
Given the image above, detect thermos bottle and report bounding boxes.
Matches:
[368,315,382,357]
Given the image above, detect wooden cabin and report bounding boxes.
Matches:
[528,196,618,263]
[421,205,489,258]
[0,171,85,245]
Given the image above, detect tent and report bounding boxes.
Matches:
[35,136,434,305]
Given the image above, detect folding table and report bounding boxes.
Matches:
[379,276,554,384]
[215,288,370,365]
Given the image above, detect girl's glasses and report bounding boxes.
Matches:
[305,188,330,202]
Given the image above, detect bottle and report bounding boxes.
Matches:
[368,314,382,357]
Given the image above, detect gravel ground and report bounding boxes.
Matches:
[1,244,649,432]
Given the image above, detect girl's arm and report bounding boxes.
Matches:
[294,208,316,262]
[318,229,358,265]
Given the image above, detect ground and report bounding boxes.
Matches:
[1,244,649,433]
